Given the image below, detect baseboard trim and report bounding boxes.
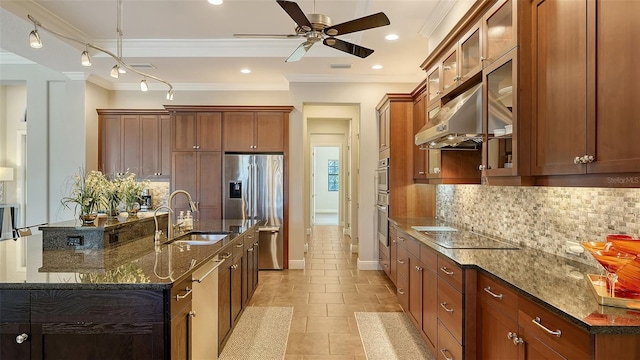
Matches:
[350,244,358,254]
[288,259,306,269]
[343,227,351,236]
[357,259,381,271]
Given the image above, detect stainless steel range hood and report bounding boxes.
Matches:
[415,84,483,148]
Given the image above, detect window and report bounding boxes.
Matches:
[328,160,339,191]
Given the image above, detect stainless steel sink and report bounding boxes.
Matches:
[172,233,229,245]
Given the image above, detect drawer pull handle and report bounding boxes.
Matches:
[483,286,504,300]
[532,317,562,337]
[236,243,243,248]
[397,259,405,264]
[222,252,232,259]
[175,287,192,301]
[415,266,423,271]
[398,288,405,295]
[247,248,254,252]
[440,302,454,313]
[398,237,405,241]
[440,348,454,360]
[440,267,454,276]
[15,333,28,344]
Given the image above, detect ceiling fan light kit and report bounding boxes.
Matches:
[234,0,390,62]
[26,0,173,99]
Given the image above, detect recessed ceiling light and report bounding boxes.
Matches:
[372,65,383,70]
[240,68,251,74]
[208,0,223,5]
[385,34,399,41]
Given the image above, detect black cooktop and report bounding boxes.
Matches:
[420,230,520,250]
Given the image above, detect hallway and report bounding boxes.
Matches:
[248,225,403,359]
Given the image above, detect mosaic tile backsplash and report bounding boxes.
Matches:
[436,185,640,266]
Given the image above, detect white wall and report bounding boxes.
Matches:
[0,84,26,203]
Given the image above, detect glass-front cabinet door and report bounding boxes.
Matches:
[482,48,517,177]
[483,0,517,67]
[426,65,441,105]
[441,47,458,95]
[460,21,482,82]
[427,149,442,179]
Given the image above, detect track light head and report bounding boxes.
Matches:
[140,78,148,92]
[81,48,91,66]
[166,90,174,101]
[29,28,42,48]
[110,65,120,78]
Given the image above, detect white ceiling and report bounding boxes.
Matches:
[0,0,458,91]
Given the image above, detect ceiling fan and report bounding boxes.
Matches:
[234,0,390,62]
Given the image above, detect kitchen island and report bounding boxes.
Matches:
[0,218,261,359]
[387,217,640,359]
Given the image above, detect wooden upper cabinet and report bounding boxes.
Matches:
[531,0,588,176]
[412,93,428,181]
[172,112,222,152]
[172,112,198,151]
[587,0,640,174]
[377,104,390,156]
[441,46,459,96]
[255,112,285,152]
[223,111,286,152]
[482,0,517,68]
[99,111,170,179]
[426,65,442,106]
[197,112,222,151]
[460,21,483,81]
[223,112,256,152]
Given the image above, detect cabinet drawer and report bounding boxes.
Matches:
[437,255,464,291]
[232,238,244,258]
[438,321,463,360]
[478,272,518,321]
[420,244,437,271]
[379,249,390,276]
[397,245,410,280]
[171,277,193,317]
[244,232,257,248]
[396,273,409,311]
[518,296,591,359]
[437,278,463,344]
[379,240,390,258]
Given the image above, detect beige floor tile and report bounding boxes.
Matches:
[342,293,381,305]
[324,270,354,277]
[329,333,365,355]
[293,283,327,293]
[323,259,350,265]
[304,356,356,360]
[311,263,339,270]
[363,303,404,312]
[274,292,309,304]
[310,276,341,284]
[355,284,393,294]
[339,277,371,285]
[301,269,326,276]
[313,254,337,259]
[308,258,326,264]
[289,317,308,334]
[376,292,400,305]
[306,316,352,334]
[284,355,304,360]
[326,304,366,317]
[308,292,344,304]
[286,333,330,355]
[325,284,358,293]
[293,304,328,318]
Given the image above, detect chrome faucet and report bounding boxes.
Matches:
[168,190,198,239]
[154,206,173,243]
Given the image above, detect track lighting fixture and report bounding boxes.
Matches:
[29,25,42,48]
[81,46,91,66]
[26,0,173,99]
[110,65,120,78]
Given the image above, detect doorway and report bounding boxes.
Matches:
[312,146,340,225]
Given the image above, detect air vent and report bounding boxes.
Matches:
[129,63,156,69]
[330,63,352,69]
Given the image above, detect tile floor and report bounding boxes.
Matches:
[247,225,404,359]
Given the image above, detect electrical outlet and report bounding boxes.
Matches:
[566,240,584,255]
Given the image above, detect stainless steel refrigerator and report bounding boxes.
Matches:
[223,154,284,269]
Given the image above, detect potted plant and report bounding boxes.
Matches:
[121,172,148,216]
[61,169,105,225]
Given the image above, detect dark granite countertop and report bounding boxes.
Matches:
[390,217,640,335]
[0,219,261,291]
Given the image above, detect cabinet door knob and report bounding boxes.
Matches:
[193,145,197,149]
[479,165,485,171]
[15,333,28,344]
[247,248,254,252]
[189,310,196,318]
[573,156,581,164]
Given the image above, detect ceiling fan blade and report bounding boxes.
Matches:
[323,38,374,58]
[286,41,314,62]
[324,12,390,36]
[277,0,313,31]
[234,33,302,39]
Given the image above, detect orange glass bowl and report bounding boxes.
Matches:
[582,242,636,273]
[606,234,640,256]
